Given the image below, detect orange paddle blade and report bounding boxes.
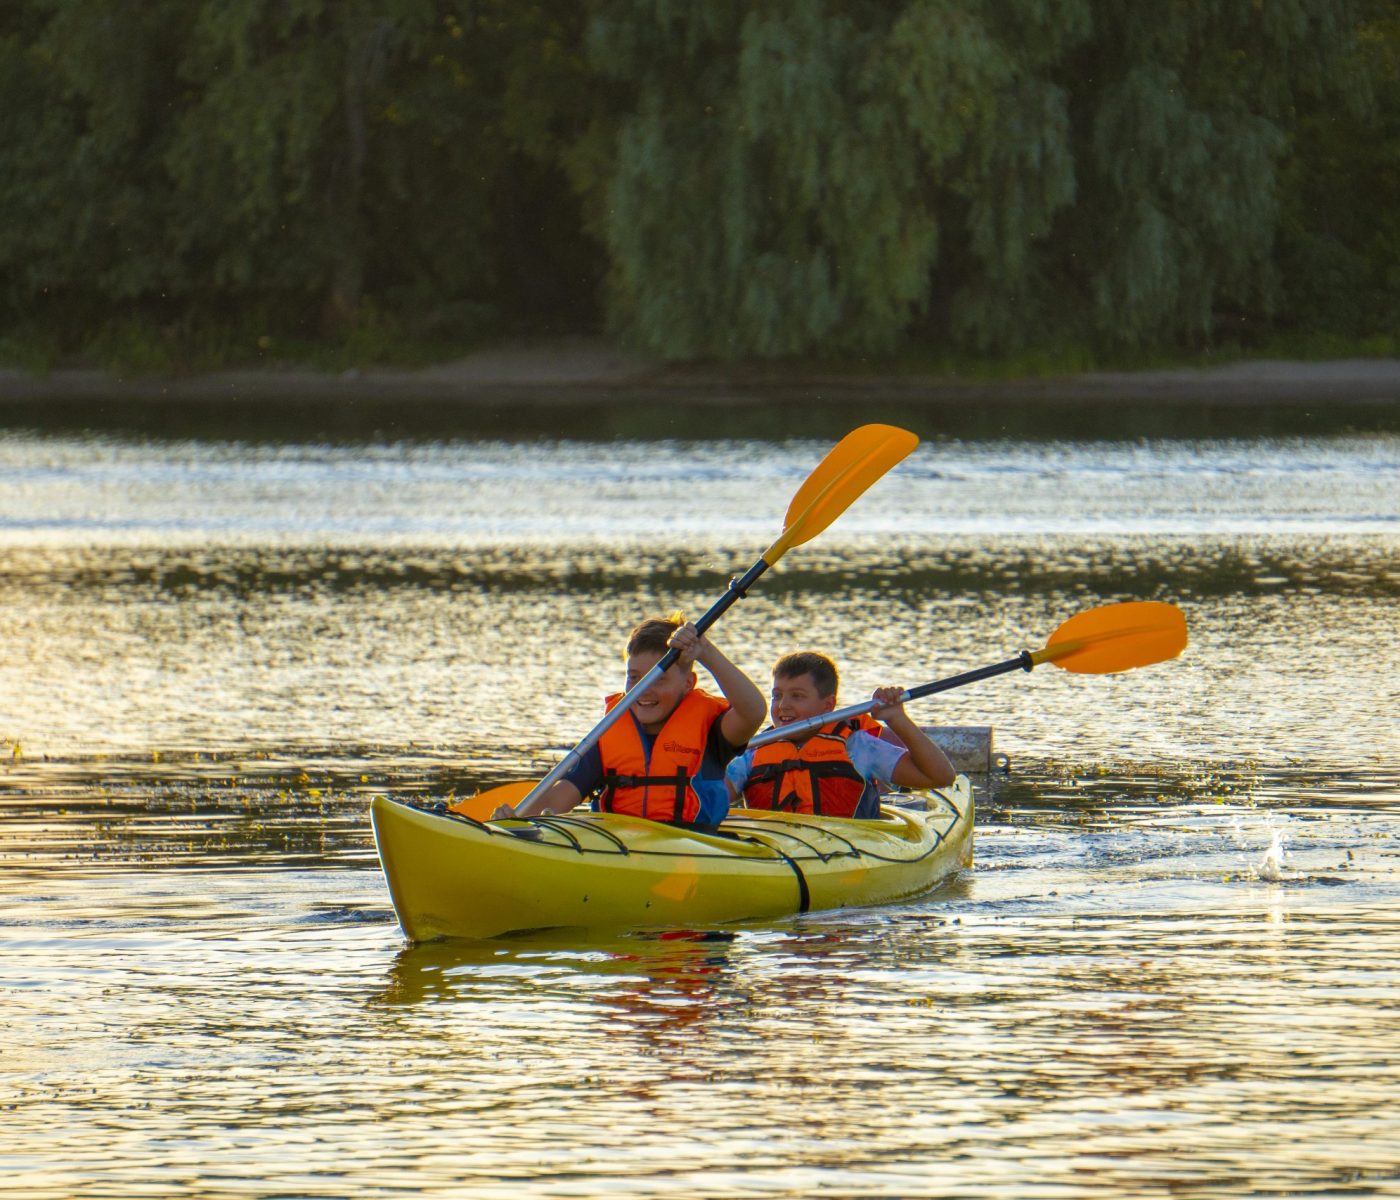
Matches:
[1032,601,1187,674]
[764,424,918,563]
[446,779,540,821]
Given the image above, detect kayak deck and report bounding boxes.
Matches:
[372,778,973,942]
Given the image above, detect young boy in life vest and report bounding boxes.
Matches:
[491,616,766,825]
[725,651,956,818]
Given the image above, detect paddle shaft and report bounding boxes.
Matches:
[519,560,769,804]
[511,424,921,811]
[749,651,1033,748]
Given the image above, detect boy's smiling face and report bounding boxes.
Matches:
[624,649,695,733]
[770,671,837,727]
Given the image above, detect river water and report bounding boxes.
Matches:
[2,408,1399,1197]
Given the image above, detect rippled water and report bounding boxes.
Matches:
[3,427,1399,1197]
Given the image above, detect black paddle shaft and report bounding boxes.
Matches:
[650,560,769,673]
[905,651,1034,701]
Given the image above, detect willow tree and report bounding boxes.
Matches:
[578,0,1363,359]
[169,0,595,334]
[0,0,598,350]
[1058,0,1366,349]
[0,1,194,339]
[1275,0,1398,336]
[575,0,1085,358]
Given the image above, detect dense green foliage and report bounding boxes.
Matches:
[0,0,1394,365]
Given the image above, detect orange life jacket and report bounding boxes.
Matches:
[596,689,730,823]
[742,715,881,817]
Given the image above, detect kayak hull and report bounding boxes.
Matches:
[371,777,973,942]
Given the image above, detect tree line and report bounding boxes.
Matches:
[2,0,1396,366]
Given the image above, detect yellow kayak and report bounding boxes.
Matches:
[371,777,973,942]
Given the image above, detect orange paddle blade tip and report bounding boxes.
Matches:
[1035,601,1188,674]
[769,424,919,560]
[445,779,539,821]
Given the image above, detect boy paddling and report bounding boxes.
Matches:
[492,617,765,824]
[727,651,956,818]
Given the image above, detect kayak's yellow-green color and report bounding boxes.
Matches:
[371,777,973,942]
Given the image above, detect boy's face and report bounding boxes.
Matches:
[625,650,696,733]
[770,671,836,726]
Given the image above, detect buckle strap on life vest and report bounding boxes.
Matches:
[781,765,852,816]
[599,768,688,823]
[750,754,865,817]
[750,757,864,785]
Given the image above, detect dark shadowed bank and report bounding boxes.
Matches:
[3,341,1399,441]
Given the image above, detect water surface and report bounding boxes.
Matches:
[2,429,1398,1197]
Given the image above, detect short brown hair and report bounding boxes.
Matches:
[773,651,838,698]
[626,614,684,658]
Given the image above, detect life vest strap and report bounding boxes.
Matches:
[599,768,689,823]
[749,757,807,778]
[601,772,688,789]
[748,737,866,817]
[749,759,865,785]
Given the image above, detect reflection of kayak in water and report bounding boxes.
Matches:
[372,928,739,1022]
[370,778,973,943]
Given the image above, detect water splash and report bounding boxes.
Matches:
[1257,827,1288,881]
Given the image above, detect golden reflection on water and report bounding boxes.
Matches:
[2,535,1398,768]
[4,851,1399,1198]
[3,434,1399,1196]
[4,743,1400,1200]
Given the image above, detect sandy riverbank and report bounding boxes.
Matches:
[3,339,1400,407]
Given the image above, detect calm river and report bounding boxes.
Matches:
[2,404,1398,1197]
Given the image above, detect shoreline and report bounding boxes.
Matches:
[3,341,1400,408]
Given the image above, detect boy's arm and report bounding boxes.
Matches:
[492,742,604,819]
[870,687,957,788]
[492,779,583,820]
[669,625,765,747]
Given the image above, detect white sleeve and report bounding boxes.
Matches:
[725,748,755,794]
[845,730,907,787]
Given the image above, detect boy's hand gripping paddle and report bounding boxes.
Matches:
[455,425,918,820]
[750,600,1188,747]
